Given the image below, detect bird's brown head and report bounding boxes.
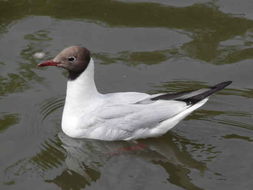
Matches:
[38,46,91,80]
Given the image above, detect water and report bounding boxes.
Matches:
[0,0,253,189]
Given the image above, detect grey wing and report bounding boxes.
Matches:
[95,100,189,133]
[94,86,216,130]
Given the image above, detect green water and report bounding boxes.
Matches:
[0,0,252,189]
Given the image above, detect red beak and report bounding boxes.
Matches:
[37,60,59,67]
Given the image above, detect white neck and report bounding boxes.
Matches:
[64,58,100,113]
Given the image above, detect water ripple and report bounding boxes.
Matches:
[40,97,65,121]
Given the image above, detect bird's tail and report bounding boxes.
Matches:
[151,81,232,105]
[180,81,232,105]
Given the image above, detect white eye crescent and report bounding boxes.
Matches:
[68,56,76,62]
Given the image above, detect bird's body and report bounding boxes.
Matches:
[38,46,232,141]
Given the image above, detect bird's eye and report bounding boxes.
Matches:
[68,56,76,62]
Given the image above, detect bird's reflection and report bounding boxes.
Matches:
[48,131,208,190]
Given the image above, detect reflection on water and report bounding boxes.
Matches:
[0,132,194,189]
[0,29,50,96]
[94,48,180,66]
[0,113,19,133]
[35,132,209,190]
[1,0,253,189]
[3,130,217,190]
[0,1,253,65]
[223,134,253,142]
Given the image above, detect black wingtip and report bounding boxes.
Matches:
[210,81,232,90]
[182,81,232,105]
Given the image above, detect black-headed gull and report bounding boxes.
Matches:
[38,46,232,141]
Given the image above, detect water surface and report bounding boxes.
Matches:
[0,0,253,190]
